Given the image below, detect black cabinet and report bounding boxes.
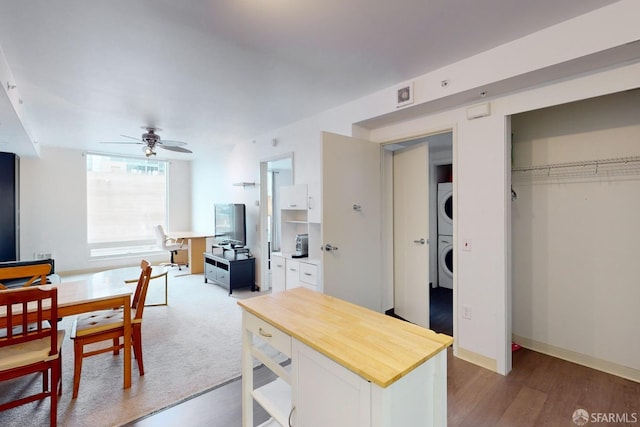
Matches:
[204,253,255,295]
[0,152,19,261]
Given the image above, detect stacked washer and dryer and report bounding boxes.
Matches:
[437,183,453,289]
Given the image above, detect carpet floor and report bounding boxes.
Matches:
[0,271,266,427]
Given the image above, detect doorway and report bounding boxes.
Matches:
[259,155,293,291]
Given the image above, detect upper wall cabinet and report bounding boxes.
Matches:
[280,184,308,210]
[307,182,321,224]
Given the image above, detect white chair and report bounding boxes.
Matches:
[154,225,187,270]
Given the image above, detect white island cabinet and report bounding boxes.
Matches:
[239,288,453,427]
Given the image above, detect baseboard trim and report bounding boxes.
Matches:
[512,334,640,383]
[455,346,497,372]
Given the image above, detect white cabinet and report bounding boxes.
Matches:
[280,184,307,210]
[293,339,371,427]
[307,182,321,224]
[293,338,445,427]
[277,182,322,288]
[271,254,320,293]
[285,259,301,289]
[271,255,286,293]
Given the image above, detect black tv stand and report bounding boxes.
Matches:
[204,252,255,295]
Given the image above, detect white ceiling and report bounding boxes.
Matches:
[0,0,619,158]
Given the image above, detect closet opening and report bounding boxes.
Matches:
[510,89,640,380]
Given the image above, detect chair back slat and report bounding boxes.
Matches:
[0,287,58,355]
[131,260,152,321]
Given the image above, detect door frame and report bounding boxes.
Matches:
[380,127,457,345]
[259,152,294,291]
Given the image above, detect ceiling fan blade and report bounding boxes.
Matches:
[120,134,142,141]
[160,145,192,153]
[100,141,143,145]
[159,139,188,147]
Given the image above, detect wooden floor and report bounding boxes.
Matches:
[127,347,640,426]
[450,348,639,426]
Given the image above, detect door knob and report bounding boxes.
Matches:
[414,238,426,245]
[322,244,338,252]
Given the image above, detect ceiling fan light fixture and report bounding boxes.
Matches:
[101,127,190,156]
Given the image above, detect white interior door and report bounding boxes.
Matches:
[322,131,382,311]
[393,143,430,327]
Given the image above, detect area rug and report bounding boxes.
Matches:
[0,272,267,427]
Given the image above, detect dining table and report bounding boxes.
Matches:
[0,279,134,390]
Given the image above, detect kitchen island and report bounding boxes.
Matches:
[238,287,453,427]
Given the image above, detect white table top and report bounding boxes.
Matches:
[90,265,168,284]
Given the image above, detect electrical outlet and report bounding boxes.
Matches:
[462,305,472,320]
[34,252,52,260]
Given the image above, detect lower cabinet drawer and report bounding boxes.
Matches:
[299,262,318,286]
[216,268,230,285]
[205,264,216,278]
[244,312,291,357]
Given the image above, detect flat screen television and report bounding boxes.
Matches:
[214,203,246,247]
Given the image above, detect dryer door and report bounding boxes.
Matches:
[438,236,453,289]
[437,183,453,236]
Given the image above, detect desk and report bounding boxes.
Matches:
[91,265,169,306]
[0,280,134,390]
[167,231,214,274]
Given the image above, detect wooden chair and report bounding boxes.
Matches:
[0,287,64,427]
[70,260,152,398]
[0,263,51,290]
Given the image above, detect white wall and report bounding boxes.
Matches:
[369,63,640,373]
[511,90,640,380]
[20,146,192,273]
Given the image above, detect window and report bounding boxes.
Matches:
[86,153,168,257]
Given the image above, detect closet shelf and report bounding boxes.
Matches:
[512,155,640,178]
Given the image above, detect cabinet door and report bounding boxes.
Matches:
[285,259,301,289]
[292,339,371,427]
[280,184,308,210]
[271,255,286,293]
[307,182,321,223]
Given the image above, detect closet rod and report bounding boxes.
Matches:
[512,155,640,173]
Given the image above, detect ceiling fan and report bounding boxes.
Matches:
[100,127,193,157]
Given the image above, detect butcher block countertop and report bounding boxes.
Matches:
[237,287,453,388]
